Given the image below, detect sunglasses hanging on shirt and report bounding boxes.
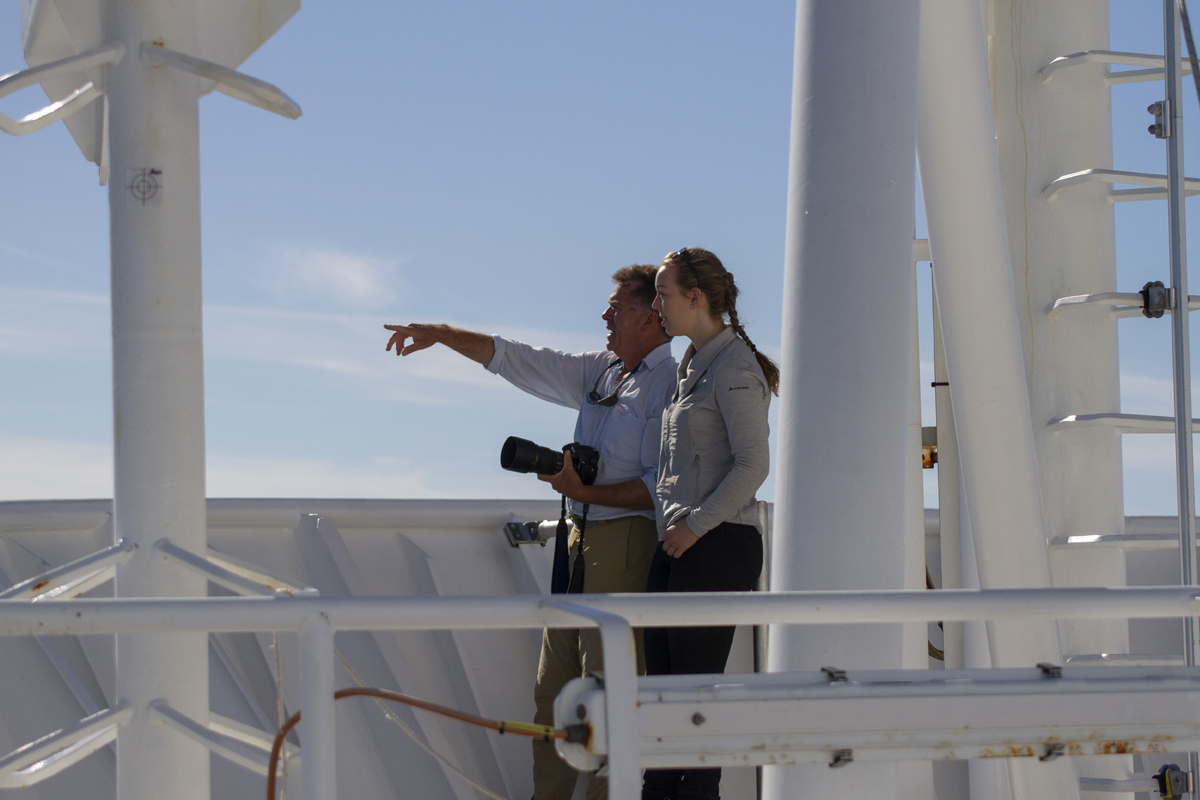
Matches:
[587,360,633,407]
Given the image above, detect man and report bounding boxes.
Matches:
[383,264,675,800]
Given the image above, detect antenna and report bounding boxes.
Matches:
[3,3,301,798]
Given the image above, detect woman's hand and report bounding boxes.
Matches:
[663,515,700,558]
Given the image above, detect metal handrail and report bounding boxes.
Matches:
[0,587,1197,635]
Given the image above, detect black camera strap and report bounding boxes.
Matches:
[550,495,571,594]
[566,504,589,594]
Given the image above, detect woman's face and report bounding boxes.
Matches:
[652,265,696,338]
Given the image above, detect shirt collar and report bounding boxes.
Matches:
[612,341,673,375]
[640,341,674,371]
[682,326,736,376]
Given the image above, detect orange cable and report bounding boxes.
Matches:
[267,687,575,800]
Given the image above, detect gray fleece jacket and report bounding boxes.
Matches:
[656,326,771,538]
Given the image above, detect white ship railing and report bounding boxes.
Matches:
[3,587,1200,800]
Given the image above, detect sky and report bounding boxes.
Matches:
[0,1,1194,518]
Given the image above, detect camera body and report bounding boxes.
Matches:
[501,436,599,486]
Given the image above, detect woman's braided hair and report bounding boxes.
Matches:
[662,247,780,396]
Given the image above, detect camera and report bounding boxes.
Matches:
[500,437,599,486]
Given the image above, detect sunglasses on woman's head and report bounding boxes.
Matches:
[672,247,701,286]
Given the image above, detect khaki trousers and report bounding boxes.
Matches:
[531,514,658,800]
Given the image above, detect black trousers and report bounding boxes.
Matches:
[641,522,763,800]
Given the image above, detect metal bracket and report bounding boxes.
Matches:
[829,748,854,768]
[0,42,125,136]
[1039,742,1066,761]
[504,520,550,547]
[821,666,848,682]
[1150,100,1172,138]
[0,539,133,601]
[1037,662,1063,678]
[155,539,317,596]
[141,44,301,119]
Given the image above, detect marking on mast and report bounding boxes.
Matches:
[126,168,163,206]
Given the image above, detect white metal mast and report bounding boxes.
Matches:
[1,2,301,797]
[767,0,924,797]
[107,5,209,797]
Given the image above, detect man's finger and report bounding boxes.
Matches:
[400,339,434,356]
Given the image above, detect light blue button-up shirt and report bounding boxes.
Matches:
[486,337,677,521]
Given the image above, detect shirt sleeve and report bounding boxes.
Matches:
[686,360,770,536]
[485,335,596,410]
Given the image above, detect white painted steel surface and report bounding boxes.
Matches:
[984,0,1129,665]
[551,604,640,800]
[0,499,762,800]
[770,0,920,794]
[300,616,336,800]
[917,0,1063,671]
[991,0,1142,792]
[105,5,210,799]
[932,285,965,670]
[557,667,1200,768]
[6,585,1200,635]
[2,499,1199,800]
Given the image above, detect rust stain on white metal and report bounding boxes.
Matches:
[977,745,1036,759]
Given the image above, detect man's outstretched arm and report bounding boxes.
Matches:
[384,323,495,366]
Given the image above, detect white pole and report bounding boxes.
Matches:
[107,4,209,800]
[916,2,1082,797]
[300,617,337,800]
[931,284,964,669]
[1161,1,1200,792]
[900,269,934,800]
[767,0,919,796]
[916,0,1062,667]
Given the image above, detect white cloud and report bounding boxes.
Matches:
[0,436,471,501]
[0,438,112,500]
[0,287,108,357]
[0,284,601,400]
[206,453,439,498]
[0,240,75,270]
[269,245,400,309]
[203,302,601,394]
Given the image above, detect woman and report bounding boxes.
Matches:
[642,247,778,800]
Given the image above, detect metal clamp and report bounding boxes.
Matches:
[1141,280,1172,318]
[1156,764,1188,799]
[821,666,848,682]
[829,749,854,768]
[1149,100,1172,138]
[1037,662,1063,678]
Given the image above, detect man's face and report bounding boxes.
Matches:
[602,282,648,353]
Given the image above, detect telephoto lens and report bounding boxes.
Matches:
[500,437,564,475]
